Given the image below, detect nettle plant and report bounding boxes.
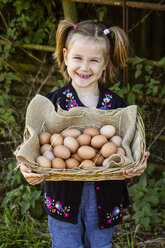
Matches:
[110,56,165,115]
[128,163,165,231]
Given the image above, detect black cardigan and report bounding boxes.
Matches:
[43,82,129,229]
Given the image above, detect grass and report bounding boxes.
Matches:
[1,207,165,248]
[0,208,51,248]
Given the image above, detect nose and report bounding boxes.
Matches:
[80,60,89,71]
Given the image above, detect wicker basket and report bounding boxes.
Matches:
[15,94,146,181]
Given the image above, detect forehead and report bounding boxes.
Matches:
[67,34,106,57]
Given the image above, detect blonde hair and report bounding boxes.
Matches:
[54,19,129,84]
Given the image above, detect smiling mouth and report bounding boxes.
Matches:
[77,73,92,79]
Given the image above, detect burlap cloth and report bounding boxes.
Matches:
[15,94,146,181]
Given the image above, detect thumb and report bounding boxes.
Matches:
[20,164,32,173]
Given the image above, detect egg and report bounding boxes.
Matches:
[36,156,51,168]
[77,134,91,146]
[39,132,51,145]
[101,142,117,158]
[64,136,79,153]
[53,145,71,159]
[43,150,55,161]
[117,147,126,156]
[71,152,83,162]
[92,154,104,166]
[80,160,95,169]
[77,146,96,160]
[40,144,52,155]
[50,133,63,147]
[83,127,100,137]
[61,128,81,138]
[102,158,110,167]
[65,158,80,169]
[100,125,116,138]
[91,135,107,149]
[110,135,122,146]
[52,158,66,169]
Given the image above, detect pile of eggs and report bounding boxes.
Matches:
[36,125,126,169]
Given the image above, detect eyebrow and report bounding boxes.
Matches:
[72,53,102,60]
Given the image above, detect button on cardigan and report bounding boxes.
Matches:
[43,82,129,229]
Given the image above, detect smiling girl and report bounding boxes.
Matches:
[20,19,149,248]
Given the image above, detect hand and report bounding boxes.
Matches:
[20,164,50,185]
[122,151,150,178]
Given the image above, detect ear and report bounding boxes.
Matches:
[63,48,68,66]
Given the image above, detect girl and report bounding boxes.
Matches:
[20,19,149,248]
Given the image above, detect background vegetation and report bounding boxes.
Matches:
[0,0,165,247]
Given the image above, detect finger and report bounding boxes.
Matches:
[20,164,32,173]
[28,177,45,185]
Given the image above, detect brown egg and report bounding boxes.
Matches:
[39,132,51,145]
[52,158,66,169]
[61,128,81,138]
[91,135,107,149]
[64,136,79,153]
[50,133,63,147]
[101,142,117,158]
[77,134,91,146]
[92,154,104,166]
[40,144,52,155]
[83,127,100,137]
[36,156,51,168]
[117,147,126,156]
[65,158,80,169]
[43,150,55,161]
[110,135,122,147]
[53,145,71,159]
[77,146,96,160]
[100,125,116,138]
[80,160,95,169]
[71,152,83,162]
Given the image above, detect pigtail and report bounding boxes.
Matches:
[54,19,75,80]
[109,26,129,66]
[104,26,129,82]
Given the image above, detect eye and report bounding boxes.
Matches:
[91,59,99,63]
[74,57,81,60]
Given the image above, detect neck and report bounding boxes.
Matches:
[71,81,100,108]
[71,81,99,96]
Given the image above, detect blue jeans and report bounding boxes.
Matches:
[48,182,115,248]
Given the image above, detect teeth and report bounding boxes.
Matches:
[78,73,91,78]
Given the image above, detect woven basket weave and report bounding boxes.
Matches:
[15,94,146,181]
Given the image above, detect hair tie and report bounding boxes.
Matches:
[73,25,78,30]
[103,29,110,35]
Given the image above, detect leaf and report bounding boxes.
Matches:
[132,84,143,94]
[141,217,150,228]
[139,174,147,189]
[157,56,165,66]
[127,93,135,105]
[132,56,146,66]
[21,201,30,214]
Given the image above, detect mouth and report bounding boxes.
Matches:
[77,73,92,79]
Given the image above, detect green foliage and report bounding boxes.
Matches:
[0,207,51,247]
[2,162,44,217]
[0,0,57,138]
[128,164,165,231]
[111,56,164,116]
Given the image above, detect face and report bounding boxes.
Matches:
[63,37,107,89]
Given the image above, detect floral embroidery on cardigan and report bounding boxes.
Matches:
[63,88,78,110]
[106,204,123,224]
[100,93,112,110]
[63,88,113,110]
[44,194,71,217]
